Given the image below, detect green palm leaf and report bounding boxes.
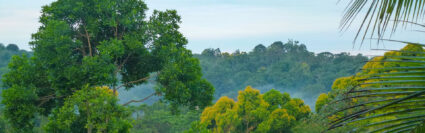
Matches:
[328,44,425,132]
[342,0,425,43]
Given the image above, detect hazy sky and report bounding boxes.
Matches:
[0,0,423,55]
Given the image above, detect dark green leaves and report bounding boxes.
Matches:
[158,48,215,109]
[2,0,214,131]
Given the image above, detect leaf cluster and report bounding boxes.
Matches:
[192,86,311,133]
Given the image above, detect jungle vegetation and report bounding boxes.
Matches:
[0,0,214,132]
[1,0,424,132]
[195,40,367,107]
[0,41,367,132]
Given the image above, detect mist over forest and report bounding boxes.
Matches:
[101,40,368,110]
[0,41,367,132]
[1,0,424,132]
[1,40,367,108]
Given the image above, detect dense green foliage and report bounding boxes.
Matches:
[45,86,131,132]
[0,0,213,132]
[0,44,31,132]
[0,43,30,87]
[190,86,311,133]
[0,41,369,133]
[196,40,368,106]
[129,102,202,133]
[1,0,404,132]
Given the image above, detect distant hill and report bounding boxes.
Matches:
[194,40,368,108]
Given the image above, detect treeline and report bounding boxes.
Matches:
[195,40,368,107]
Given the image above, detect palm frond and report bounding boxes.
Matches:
[328,44,425,132]
[342,0,425,43]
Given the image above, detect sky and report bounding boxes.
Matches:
[0,0,424,56]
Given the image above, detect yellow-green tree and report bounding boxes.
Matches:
[257,109,295,133]
[283,98,311,120]
[315,93,329,112]
[195,86,311,133]
[236,86,269,132]
[263,89,290,111]
[200,96,239,132]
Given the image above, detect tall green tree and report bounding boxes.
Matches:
[1,0,213,131]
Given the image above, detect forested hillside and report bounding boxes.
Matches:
[0,41,367,108]
[0,41,368,132]
[195,40,368,107]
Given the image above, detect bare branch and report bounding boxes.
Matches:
[115,53,133,75]
[76,31,88,56]
[122,92,156,106]
[37,94,63,107]
[115,76,150,90]
[74,47,87,56]
[83,25,92,56]
[114,20,119,38]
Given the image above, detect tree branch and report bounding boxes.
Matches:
[114,53,132,75]
[122,92,156,106]
[114,20,119,38]
[83,25,92,56]
[115,76,150,90]
[74,47,86,56]
[113,54,133,95]
[76,31,88,56]
[37,94,63,107]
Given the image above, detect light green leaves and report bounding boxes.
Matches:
[197,86,311,133]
